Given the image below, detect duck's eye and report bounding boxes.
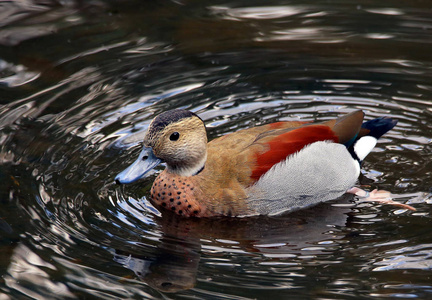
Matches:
[169,132,180,141]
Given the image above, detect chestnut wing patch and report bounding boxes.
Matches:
[250,125,339,181]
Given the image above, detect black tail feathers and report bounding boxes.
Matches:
[361,117,397,139]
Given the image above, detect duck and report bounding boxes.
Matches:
[115,109,415,217]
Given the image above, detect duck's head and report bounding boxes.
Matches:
[115,109,207,184]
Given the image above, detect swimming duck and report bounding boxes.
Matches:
[116,109,415,217]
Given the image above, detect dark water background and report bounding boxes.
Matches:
[1,0,431,298]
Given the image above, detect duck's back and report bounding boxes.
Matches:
[199,113,365,216]
[205,121,309,186]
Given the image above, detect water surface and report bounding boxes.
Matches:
[1,0,431,298]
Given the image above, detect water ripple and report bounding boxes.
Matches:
[1,0,432,298]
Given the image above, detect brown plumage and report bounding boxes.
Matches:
[116,109,413,217]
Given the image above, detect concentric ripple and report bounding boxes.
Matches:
[1,0,431,299]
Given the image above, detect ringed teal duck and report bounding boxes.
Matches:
[116,109,415,217]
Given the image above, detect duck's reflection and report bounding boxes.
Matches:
[114,194,354,292]
[114,234,201,292]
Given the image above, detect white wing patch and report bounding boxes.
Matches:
[353,136,377,161]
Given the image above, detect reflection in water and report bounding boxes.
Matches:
[372,244,432,271]
[0,0,432,298]
[0,60,40,87]
[114,197,352,292]
[4,243,75,299]
[210,5,306,20]
[115,236,201,293]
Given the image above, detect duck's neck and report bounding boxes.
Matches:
[166,153,207,177]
